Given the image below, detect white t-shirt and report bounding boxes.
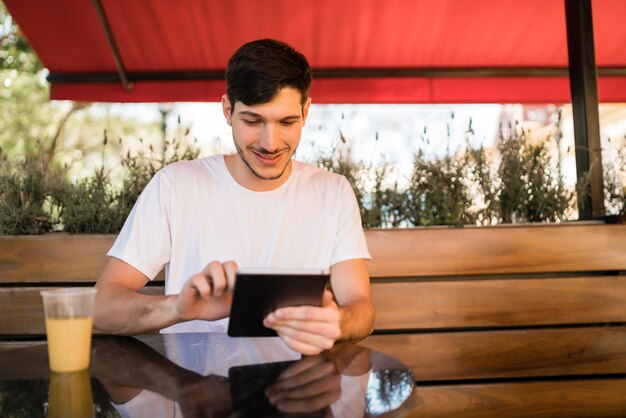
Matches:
[108,155,370,332]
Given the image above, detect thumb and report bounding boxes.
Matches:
[322,289,336,307]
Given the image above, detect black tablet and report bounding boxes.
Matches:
[227,269,330,337]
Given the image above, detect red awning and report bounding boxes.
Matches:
[5,0,626,103]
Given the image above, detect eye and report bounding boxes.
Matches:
[243,119,261,125]
[280,120,297,126]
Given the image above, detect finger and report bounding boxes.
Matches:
[272,372,340,403]
[275,326,337,354]
[183,274,212,300]
[265,311,342,346]
[277,333,330,356]
[222,260,238,292]
[272,305,340,323]
[275,388,341,413]
[268,376,339,407]
[270,361,336,391]
[322,289,336,307]
[204,261,227,296]
[265,315,341,339]
[276,356,325,381]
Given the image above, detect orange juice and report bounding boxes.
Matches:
[45,317,93,372]
[48,369,94,418]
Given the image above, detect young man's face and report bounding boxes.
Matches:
[222,87,311,190]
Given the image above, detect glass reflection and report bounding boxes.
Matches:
[365,369,414,415]
[47,369,94,418]
[90,334,412,417]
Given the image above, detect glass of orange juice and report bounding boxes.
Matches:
[40,288,97,372]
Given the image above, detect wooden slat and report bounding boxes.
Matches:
[410,379,626,418]
[0,234,114,283]
[372,276,626,330]
[361,326,626,381]
[365,223,626,277]
[0,286,165,335]
[2,224,625,283]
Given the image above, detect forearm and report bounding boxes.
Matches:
[338,298,376,343]
[94,282,179,335]
[92,337,201,400]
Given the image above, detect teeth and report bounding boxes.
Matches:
[254,151,280,160]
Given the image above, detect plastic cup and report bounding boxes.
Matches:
[40,288,97,372]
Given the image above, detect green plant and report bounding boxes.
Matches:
[0,130,202,235]
[314,134,408,228]
[56,134,201,234]
[405,150,471,226]
[464,145,498,224]
[0,145,65,235]
[54,167,125,234]
[496,122,571,223]
[360,163,407,228]
[604,140,626,216]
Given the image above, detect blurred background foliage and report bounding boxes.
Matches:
[317,117,617,228]
[0,2,624,235]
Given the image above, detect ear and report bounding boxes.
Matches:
[221,94,233,126]
[302,96,312,125]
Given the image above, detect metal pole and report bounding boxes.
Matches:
[565,0,604,219]
[92,0,132,91]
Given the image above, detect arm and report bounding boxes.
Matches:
[263,258,375,355]
[94,257,237,335]
[92,336,232,415]
[330,258,376,343]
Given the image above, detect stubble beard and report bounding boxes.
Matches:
[234,142,295,181]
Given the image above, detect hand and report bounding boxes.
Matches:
[176,375,232,418]
[174,261,237,321]
[263,290,342,355]
[265,355,341,413]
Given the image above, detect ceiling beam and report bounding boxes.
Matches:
[47,67,626,84]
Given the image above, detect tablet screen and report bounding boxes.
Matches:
[227,270,329,337]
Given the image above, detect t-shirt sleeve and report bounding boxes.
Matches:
[107,169,172,280]
[331,176,371,265]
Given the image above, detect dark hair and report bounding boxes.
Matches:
[225,39,312,109]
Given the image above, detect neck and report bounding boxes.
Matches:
[223,154,293,192]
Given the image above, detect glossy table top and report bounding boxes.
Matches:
[0,333,415,417]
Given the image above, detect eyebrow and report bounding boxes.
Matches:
[238,110,301,121]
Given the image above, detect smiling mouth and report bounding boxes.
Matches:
[251,149,285,164]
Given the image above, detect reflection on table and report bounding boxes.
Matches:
[0,333,414,417]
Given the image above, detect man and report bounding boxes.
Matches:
[94,39,375,355]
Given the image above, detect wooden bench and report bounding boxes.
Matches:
[1,222,626,415]
[360,222,626,417]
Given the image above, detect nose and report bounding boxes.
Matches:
[259,124,281,153]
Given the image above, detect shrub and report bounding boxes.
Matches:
[0,146,65,234]
[405,151,471,226]
[496,123,572,223]
[57,136,201,234]
[0,133,201,235]
[1,115,623,234]
[315,115,621,228]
